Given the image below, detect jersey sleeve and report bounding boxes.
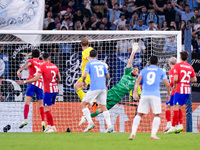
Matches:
[104,65,108,74]
[38,65,44,74]
[161,69,167,80]
[125,67,131,75]
[173,64,179,75]
[26,59,32,65]
[84,62,90,73]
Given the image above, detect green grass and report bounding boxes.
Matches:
[0,132,200,150]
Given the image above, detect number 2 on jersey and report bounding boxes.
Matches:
[147,72,156,85]
[51,70,56,82]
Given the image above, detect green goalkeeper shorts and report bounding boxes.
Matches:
[106,89,122,110]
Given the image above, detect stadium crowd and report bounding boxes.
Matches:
[44,0,200,53]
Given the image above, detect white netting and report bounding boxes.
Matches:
[0,31,181,133]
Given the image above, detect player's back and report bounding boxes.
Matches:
[174,62,196,94]
[140,65,167,97]
[81,47,93,72]
[85,59,107,91]
[39,62,59,93]
[27,58,43,80]
[27,58,43,88]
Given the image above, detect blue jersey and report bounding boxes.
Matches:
[139,65,167,97]
[84,59,108,91]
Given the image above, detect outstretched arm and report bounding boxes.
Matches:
[126,52,135,68]
[17,61,31,78]
[57,72,61,83]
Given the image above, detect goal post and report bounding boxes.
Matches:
[0,30,189,133]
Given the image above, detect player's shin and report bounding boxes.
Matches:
[151,117,160,137]
[82,108,93,124]
[131,115,141,136]
[24,104,29,120]
[103,110,112,128]
[39,106,45,122]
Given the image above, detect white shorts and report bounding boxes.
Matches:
[137,96,161,114]
[82,89,107,105]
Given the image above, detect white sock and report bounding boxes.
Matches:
[103,110,112,128]
[167,121,171,127]
[82,108,93,124]
[131,115,141,136]
[151,117,160,137]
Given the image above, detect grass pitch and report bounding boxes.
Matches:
[0,132,199,150]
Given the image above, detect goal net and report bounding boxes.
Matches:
[0,30,183,133]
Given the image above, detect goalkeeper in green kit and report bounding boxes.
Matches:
[79,49,141,126]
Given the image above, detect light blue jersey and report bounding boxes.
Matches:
[139,65,167,97]
[84,59,108,91]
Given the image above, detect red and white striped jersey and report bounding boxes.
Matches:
[38,62,59,93]
[27,59,43,89]
[173,62,196,94]
[169,68,175,95]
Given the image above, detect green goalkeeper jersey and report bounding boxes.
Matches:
[110,67,137,99]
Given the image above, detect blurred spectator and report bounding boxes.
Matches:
[73,9,84,24]
[133,18,148,31]
[92,4,103,19]
[99,22,106,30]
[163,36,177,53]
[101,17,111,30]
[171,2,194,23]
[47,15,60,30]
[191,9,199,23]
[125,21,132,30]
[153,0,167,28]
[86,15,98,29]
[61,1,75,15]
[81,0,92,17]
[116,39,131,53]
[138,6,148,25]
[170,20,177,30]
[61,26,67,30]
[52,0,63,16]
[192,36,200,53]
[153,1,176,27]
[194,16,200,31]
[130,11,139,27]
[91,0,105,15]
[146,7,158,26]
[91,17,102,29]
[134,0,151,9]
[75,20,83,30]
[126,0,136,13]
[82,16,90,29]
[44,12,54,30]
[161,21,168,31]
[45,1,53,18]
[53,22,61,30]
[61,14,73,29]
[105,3,121,30]
[113,13,127,30]
[146,21,158,31]
[121,4,131,20]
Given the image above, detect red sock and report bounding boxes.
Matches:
[24,104,29,119]
[165,110,171,122]
[179,109,183,124]
[172,110,179,127]
[45,111,54,126]
[39,107,45,122]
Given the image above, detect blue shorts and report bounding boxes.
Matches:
[166,95,174,106]
[43,92,58,106]
[173,93,190,106]
[25,84,43,100]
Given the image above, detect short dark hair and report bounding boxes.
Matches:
[42,52,50,60]
[90,50,97,57]
[32,49,40,58]
[150,56,158,65]
[180,51,189,61]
